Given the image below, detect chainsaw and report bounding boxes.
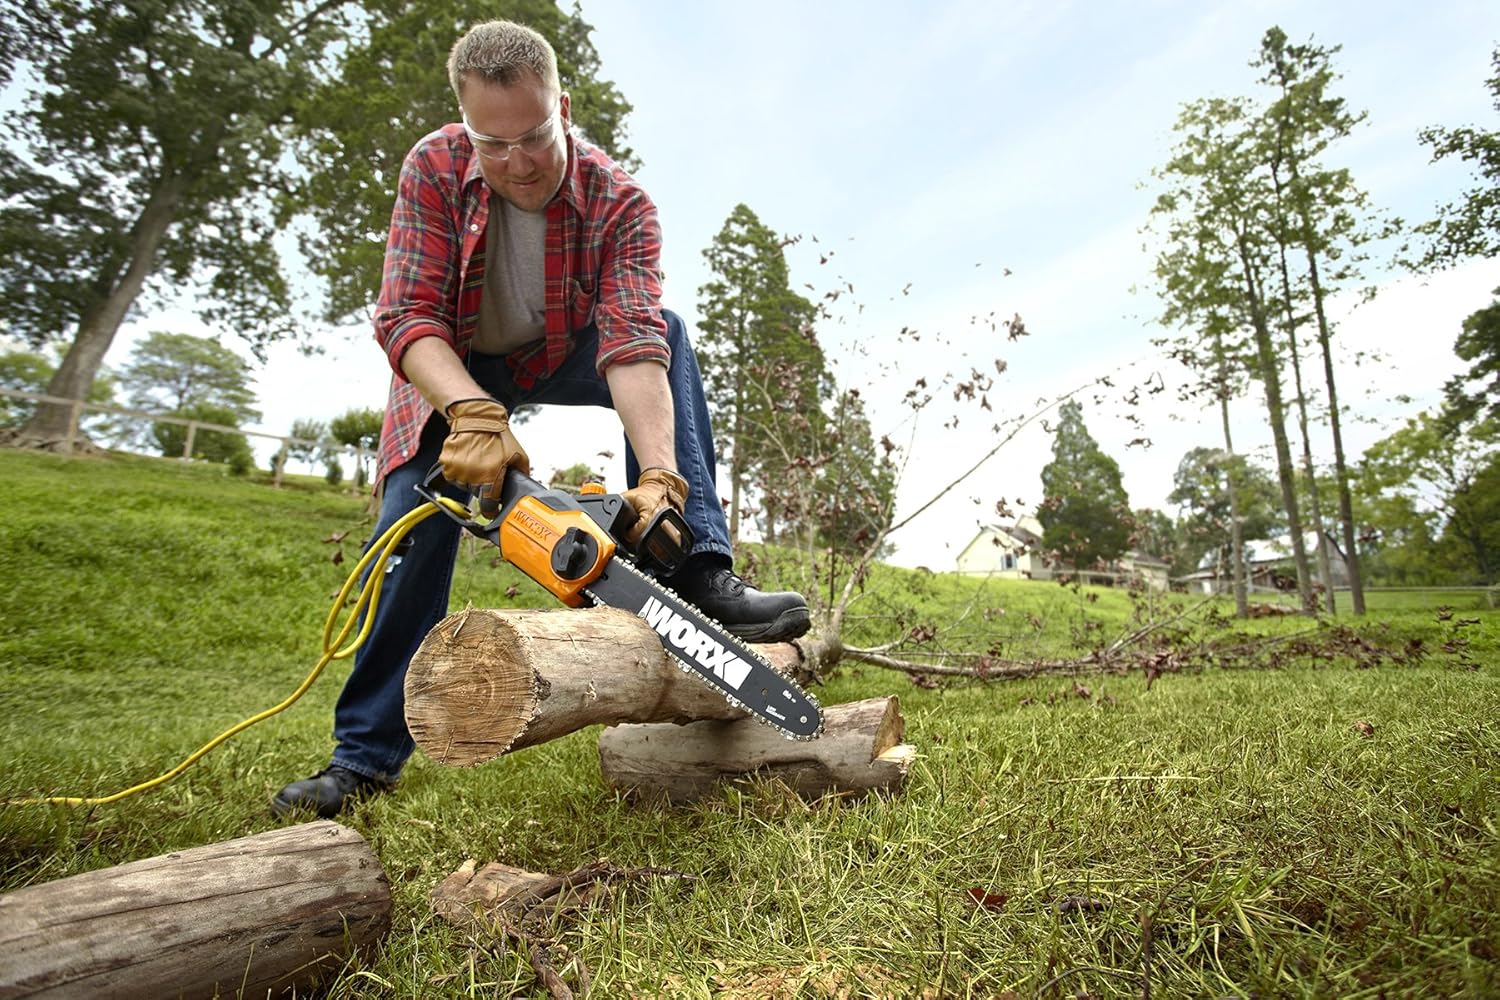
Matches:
[415,466,823,740]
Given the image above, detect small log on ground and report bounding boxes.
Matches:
[0,820,391,1000]
[600,696,914,803]
[403,607,914,801]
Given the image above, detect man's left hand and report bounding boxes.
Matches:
[621,467,688,546]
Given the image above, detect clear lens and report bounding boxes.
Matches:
[466,113,557,161]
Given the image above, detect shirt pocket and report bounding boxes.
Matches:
[567,276,597,333]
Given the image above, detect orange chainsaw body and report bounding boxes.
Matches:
[497,495,617,606]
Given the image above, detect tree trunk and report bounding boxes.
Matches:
[402,607,909,802]
[15,173,189,450]
[1215,344,1249,618]
[1274,236,1337,612]
[599,697,911,803]
[1300,234,1366,614]
[0,821,390,1000]
[1233,225,1315,612]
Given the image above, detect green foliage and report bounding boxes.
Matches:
[1419,46,1500,267]
[813,389,896,556]
[328,406,383,487]
[1169,447,1284,572]
[549,460,604,490]
[1128,506,1178,565]
[284,0,636,323]
[287,417,330,469]
[1445,290,1500,427]
[0,1,348,354]
[327,407,383,451]
[118,332,260,421]
[1359,410,1500,585]
[149,401,254,472]
[0,347,117,430]
[1038,400,1132,569]
[696,203,829,542]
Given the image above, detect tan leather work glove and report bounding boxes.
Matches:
[439,398,530,516]
[620,467,688,546]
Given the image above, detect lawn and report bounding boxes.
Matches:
[0,449,1496,997]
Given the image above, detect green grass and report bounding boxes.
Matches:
[1,448,1497,997]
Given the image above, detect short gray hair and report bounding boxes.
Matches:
[447,20,560,101]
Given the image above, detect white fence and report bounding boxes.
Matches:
[0,386,372,487]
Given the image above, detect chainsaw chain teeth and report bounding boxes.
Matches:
[583,558,825,742]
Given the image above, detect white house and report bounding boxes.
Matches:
[956,518,1171,591]
[954,517,1048,579]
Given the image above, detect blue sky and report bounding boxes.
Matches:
[97,0,1500,568]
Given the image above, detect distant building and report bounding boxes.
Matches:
[956,518,1170,591]
[1172,533,1350,594]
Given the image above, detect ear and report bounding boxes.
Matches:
[559,91,571,125]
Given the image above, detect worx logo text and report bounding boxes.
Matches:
[638,595,751,689]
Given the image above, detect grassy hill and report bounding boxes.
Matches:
[1,448,1496,997]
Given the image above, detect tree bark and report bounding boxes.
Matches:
[0,820,390,1000]
[600,697,912,803]
[16,173,189,450]
[1232,222,1316,612]
[403,607,910,802]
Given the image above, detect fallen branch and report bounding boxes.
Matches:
[431,858,694,1000]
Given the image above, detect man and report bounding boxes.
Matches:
[272,20,810,818]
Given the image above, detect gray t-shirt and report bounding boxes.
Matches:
[473,193,547,355]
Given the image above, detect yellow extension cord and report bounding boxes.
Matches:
[9,495,472,808]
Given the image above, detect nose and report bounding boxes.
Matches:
[502,147,535,174]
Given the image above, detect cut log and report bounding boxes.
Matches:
[402,607,914,802]
[0,820,391,1000]
[600,696,914,803]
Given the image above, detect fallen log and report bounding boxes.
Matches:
[403,607,913,801]
[0,820,391,1000]
[600,696,914,803]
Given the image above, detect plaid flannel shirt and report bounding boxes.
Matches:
[372,124,668,487]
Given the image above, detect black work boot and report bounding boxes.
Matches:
[270,766,391,819]
[669,557,811,643]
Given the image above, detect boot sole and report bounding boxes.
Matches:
[725,607,812,644]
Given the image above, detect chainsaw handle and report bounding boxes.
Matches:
[632,506,693,576]
[414,463,692,573]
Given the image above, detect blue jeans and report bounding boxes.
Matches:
[330,310,730,781]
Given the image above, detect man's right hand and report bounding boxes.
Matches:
[439,398,531,516]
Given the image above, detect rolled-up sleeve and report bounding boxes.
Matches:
[593,190,669,376]
[374,141,463,378]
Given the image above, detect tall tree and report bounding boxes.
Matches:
[1255,26,1378,614]
[696,204,826,544]
[1418,46,1500,267]
[1152,95,1318,611]
[0,1,353,448]
[1038,399,1132,570]
[2,1,634,448]
[117,332,260,422]
[1168,447,1284,580]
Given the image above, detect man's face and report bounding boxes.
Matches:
[459,75,570,213]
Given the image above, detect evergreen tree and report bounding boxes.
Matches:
[1038,400,1132,570]
[696,204,827,544]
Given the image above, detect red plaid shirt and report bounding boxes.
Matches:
[372,124,668,486]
